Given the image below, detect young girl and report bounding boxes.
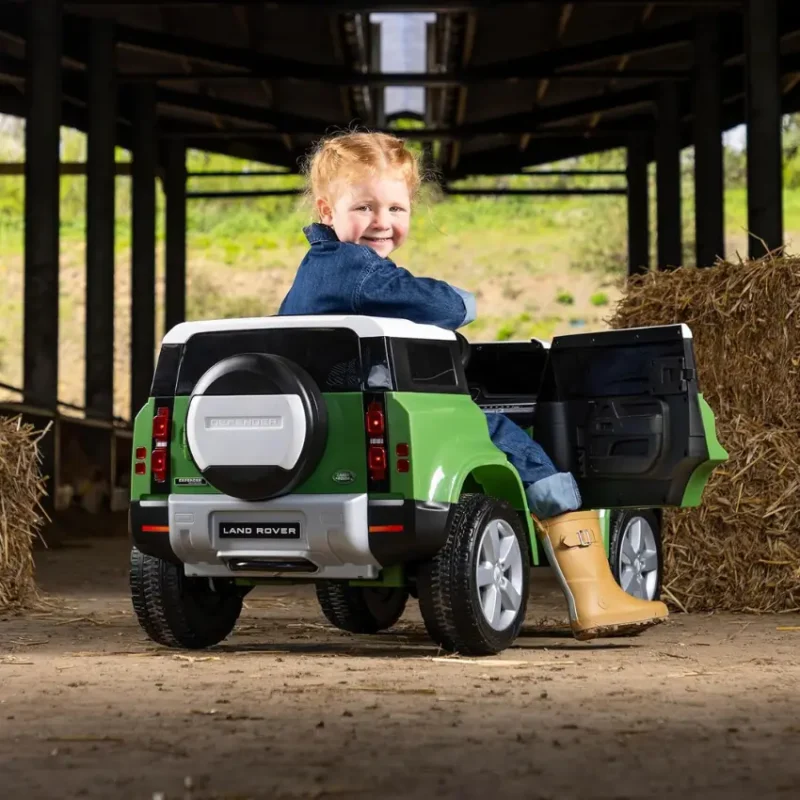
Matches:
[279,131,667,640]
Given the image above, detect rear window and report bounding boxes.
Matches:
[175,328,363,394]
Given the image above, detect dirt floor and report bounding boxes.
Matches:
[3,529,800,800]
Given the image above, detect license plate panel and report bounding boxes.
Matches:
[218,522,301,540]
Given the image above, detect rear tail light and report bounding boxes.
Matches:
[151,448,167,483]
[150,404,171,486]
[152,406,170,439]
[365,398,388,485]
[368,445,387,480]
[365,402,385,435]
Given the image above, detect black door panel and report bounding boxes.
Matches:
[533,325,710,509]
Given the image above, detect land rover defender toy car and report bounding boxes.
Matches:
[129,315,727,655]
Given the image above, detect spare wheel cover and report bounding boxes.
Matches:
[186,353,328,501]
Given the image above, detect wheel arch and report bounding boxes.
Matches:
[455,462,538,566]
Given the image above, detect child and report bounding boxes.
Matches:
[279,131,667,640]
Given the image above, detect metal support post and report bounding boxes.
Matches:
[627,136,650,276]
[656,81,682,269]
[85,19,116,418]
[130,86,157,421]
[694,16,725,267]
[24,0,62,507]
[745,0,783,258]
[164,140,187,333]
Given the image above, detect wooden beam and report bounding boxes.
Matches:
[64,1,742,8]
[449,11,478,171]
[0,161,133,175]
[54,11,699,84]
[186,186,627,199]
[152,87,339,132]
[524,2,576,152]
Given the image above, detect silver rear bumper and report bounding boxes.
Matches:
[168,493,380,580]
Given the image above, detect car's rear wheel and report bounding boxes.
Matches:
[315,582,409,634]
[609,510,662,602]
[417,494,530,656]
[130,547,244,649]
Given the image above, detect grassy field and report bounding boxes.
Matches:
[0,134,798,420]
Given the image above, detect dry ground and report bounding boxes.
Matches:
[2,528,800,800]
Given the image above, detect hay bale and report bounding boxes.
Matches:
[610,254,800,612]
[0,415,48,611]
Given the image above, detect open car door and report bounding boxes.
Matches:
[532,324,727,510]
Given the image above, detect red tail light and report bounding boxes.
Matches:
[365,398,390,485]
[151,405,171,485]
[152,406,170,440]
[366,402,385,436]
[395,443,410,473]
[368,445,387,481]
[151,448,167,482]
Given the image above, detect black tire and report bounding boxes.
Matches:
[315,582,409,634]
[609,510,663,602]
[417,494,530,656]
[130,547,243,649]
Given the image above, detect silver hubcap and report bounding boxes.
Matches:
[618,516,659,600]
[475,519,524,631]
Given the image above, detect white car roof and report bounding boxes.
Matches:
[162,315,457,345]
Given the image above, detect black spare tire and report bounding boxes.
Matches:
[186,353,328,501]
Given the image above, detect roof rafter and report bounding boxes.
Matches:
[65,1,743,9]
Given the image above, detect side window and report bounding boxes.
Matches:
[392,339,465,394]
[407,342,458,386]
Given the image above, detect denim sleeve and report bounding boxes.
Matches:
[352,248,473,330]
[451,286,477,325]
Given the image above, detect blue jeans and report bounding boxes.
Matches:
[485,413,581,519]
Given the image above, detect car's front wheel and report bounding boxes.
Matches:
[315,582,408,634]
[417,494,530,656]
[609,510,662,601]
[130,547,244,649]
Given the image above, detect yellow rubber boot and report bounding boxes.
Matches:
[534,510,668,641]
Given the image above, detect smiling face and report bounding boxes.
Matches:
[316,173,411,259]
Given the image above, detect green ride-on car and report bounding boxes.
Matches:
[129,315,727,655]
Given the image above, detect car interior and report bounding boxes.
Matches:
[464,340,549,428]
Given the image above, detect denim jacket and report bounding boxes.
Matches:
[278,223,476,330]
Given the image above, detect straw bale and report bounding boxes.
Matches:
[0,415,48,611]
[610,253,800,612]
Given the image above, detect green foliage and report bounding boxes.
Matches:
[555,289,574,305]
[492,313,561,343]
[590,291,609,306]
[496,322,516,341]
